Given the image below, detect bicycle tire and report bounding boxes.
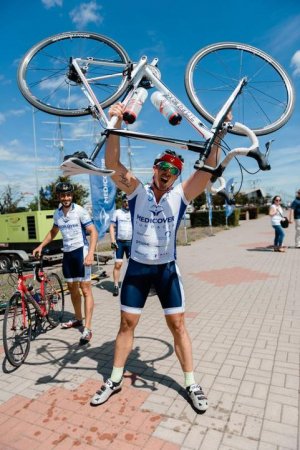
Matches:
[185,42,295,136]
[3,293,31,367]
[45,272,65,327]
[18,31,130,116]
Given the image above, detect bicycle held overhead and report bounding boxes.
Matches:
[17,32,295,199]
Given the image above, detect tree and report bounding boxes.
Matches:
[0,185,25,214]
[27,176,89,211]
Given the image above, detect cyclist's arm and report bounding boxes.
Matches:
[105,103,140,195]
[182,112,232,202]
[182,135,222,202]
[32,226,59,257]
[109,223,117,246]
[84,224,98,266]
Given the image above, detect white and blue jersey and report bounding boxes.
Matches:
[53,203,93,252]
[110,208,132,241]
[120,183,188,315]
[127,182,188,264]
[53,203,94,282]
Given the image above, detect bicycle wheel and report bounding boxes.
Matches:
[3,293,31,367]
[18,31,130,116]
[185,42,295,136]
[45,273,65,327]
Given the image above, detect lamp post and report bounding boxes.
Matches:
[32,107,41,211]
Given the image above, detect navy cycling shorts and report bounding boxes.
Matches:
[62,246,91,282]
[120,258,185,315]
[115,240,131,262]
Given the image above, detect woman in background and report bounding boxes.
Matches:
[269,195,286,252]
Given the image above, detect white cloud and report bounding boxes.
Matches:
[291,50,300,77]
[70,1,103,28]
[41,0,63,8]
[0,147,12,161]
[0,109,26,126]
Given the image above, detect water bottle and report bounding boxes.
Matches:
[123,87,148,124]
[150,91,182,126]
[28,284,41,303]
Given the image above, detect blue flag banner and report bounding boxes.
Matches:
[90,155,116,240]
[205,190,213,227]
[225,203,234,218]
[225,177,235,218]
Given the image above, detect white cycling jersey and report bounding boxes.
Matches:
[127,183,188,264]
[111,208,132,241]
[53,203,93,252]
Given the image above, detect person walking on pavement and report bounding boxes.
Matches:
[269,195,286,252]
[90,102,231,413]
[288,189,300,248]
[110,194,132,297]
[33,182,98,345]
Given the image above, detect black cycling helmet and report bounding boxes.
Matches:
[154,149,184,172]
[55,182,74,194]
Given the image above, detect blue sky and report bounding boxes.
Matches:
[1,0,299,206]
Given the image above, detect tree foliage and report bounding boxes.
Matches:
[0,185,25,214]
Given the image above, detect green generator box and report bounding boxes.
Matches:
[0,210,62,253]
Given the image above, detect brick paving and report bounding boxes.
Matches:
[0,215,299,450]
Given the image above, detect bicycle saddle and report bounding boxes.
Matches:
[61,154,115,176]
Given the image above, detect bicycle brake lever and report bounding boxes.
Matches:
[247,148,271,171]
[265,139,274,158]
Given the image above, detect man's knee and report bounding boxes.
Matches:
[119,312,139,332]
[166,313,186,336]
[80,281,92,297]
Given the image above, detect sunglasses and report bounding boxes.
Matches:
[156,161,180,176]
[275,199,281,202]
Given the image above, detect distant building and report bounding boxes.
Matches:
[244,188,266,203]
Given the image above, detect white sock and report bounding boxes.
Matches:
[110,366,124,383]
[184,371,196,388]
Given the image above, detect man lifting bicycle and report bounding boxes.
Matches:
[90,103,230,412]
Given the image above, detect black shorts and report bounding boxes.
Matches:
[62,246,91,282]
[120,259,185,315]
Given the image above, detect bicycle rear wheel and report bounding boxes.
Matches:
[185,42,295,136]
[3,293,32,367]
[45,273,65,327]
[18,31,130,116]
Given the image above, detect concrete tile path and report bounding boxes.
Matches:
[0,215,299,450]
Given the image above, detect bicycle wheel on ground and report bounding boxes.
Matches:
[18,31,130,116]
[45,273,65,327]
[185,42,295,136]
[3,293,32,367]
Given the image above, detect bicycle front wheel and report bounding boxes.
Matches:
[185,42,295,135]
[18,31,130,116]
[3,293,32,367]
[45,272,65,327]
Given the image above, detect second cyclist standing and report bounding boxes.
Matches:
[33,182,98,345]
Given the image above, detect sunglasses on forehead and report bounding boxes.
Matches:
[155,161,180,175]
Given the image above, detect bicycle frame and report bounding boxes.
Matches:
[14,266,48,319]
[65,54,271,194]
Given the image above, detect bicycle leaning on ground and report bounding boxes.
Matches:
[17,32,295,197]
[2,255,65,367]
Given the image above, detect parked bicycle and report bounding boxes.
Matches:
[2,255,65,367]
[17,32,295,197]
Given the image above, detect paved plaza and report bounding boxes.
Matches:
[0,215,299,450]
